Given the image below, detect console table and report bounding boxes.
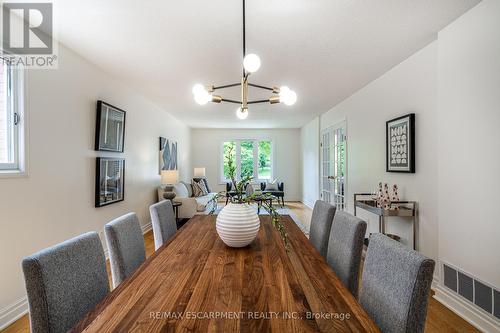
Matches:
[354,193,417,250]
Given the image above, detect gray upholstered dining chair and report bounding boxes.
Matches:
[308,200,336,258]
[359,233,435,333]
[149,200,177,250]
[22,232,109,333]
[104,212,146,288]
[326,210,366,297]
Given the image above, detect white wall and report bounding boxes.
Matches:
[0,44,191,326]
[437,0,500,290]
[313,42,439,262]
[300,2,500,328]
[190,128,301,201]
[300,117,320,208]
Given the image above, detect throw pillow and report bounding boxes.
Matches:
[266,179,279,191]
[173,183,189,198]
[198,180,209,195]
[193,177,211,193]
[201,178,211,193]
[192,180,208,197]
[245,183,254,196]
[192,181,202,197]
[180,181,193,197]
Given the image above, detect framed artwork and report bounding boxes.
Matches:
[95,100,126,152]
[159,137,177,173]
[386,113,415,173]
[95,157,125,207]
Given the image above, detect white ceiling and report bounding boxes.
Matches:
[54,0,480,128]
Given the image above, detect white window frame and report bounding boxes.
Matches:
[0,59,28,177]
[219,139,274,184]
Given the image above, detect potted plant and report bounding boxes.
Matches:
[211,145,288,248]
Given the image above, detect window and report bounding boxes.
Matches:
[221,140,273,182]
[257,140,272,180]
[0,60,25,174]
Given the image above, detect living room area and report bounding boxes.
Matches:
[1,0,499,332]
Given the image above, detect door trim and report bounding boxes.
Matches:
[320,119,348,209]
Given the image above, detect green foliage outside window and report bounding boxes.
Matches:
[240,141,254,179]
[222,140,272,181]
[258,141,271,179]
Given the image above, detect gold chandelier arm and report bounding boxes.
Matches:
[248,83,275,91]
[220,98,241,104]
[213,83,241,90]
[247,99,272,104]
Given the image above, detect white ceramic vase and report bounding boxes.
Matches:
[216,203,260,247]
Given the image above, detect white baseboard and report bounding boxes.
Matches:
[434,285,500,333]
[301,199,315,210]
[0,297,28,330]
[141,221,152,234]
[1,222,154,329]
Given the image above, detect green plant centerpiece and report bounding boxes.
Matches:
[211,145,288,248]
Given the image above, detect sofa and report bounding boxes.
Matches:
[157,178,217,219]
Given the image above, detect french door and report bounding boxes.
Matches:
[321,122,347,210]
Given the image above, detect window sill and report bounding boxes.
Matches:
[0,169,29,179]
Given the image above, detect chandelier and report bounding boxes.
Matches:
[192,0,297,120]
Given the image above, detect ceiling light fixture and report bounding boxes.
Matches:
[192,0,297,119]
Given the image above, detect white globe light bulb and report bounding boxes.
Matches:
[236,107,248,119]
[279,86,290,104]
[280,86,290,93]
[192,83,206,96]
[284,90,297,106]
[194,91,211,105]
[243,54,261,73]
[278,86,297,106]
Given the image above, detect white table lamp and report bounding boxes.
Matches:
[161,170,179,201]
[194,167,206,177]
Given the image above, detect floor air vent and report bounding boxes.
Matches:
[442,263,500,321]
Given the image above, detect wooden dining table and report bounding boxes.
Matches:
[71,215,380,332]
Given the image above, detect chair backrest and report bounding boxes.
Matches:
[326,211,366,297]
[360,234,435,333]
[22,232,109,333]
[104,212,146,288]
[149,200,177,250]
[309,200,336,258]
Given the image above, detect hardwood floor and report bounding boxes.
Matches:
[2,202,479,333]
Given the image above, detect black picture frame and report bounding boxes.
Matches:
[386,113,415,173]
[95,100,126,152]
[95,157,125,207]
